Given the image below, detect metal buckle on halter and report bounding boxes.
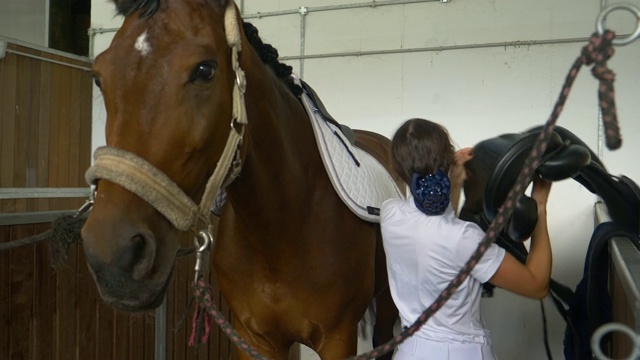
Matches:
[73,186,96,218]
[235,69,246,93]
[230,116,246,138]
[193,230,213,283]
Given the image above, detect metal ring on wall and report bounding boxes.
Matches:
[597,3,640,46]
[591,322,640,360]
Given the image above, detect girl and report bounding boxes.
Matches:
[381,118,552,359]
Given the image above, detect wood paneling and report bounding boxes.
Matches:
[610,260,636,359]
[1,41,239,360]
[0,226,10,357]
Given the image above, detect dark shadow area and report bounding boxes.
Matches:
[49,0,91,56]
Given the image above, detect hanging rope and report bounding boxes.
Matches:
[0,228,53,251]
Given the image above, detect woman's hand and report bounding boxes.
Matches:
[450,147,473,214]
[450,147,473,185]
[531,176,552,210]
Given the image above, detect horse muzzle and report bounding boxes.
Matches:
[80,185,179,311]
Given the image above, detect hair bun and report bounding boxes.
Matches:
[410,169,451,215]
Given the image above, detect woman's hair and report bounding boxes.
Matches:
[391,118,455,185]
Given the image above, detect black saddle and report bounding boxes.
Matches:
[460,125,640,247]
[459,125,640,359]
[460,126,592,244]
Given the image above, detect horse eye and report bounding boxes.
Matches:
[93,75,102,89]
[191,62,216,82]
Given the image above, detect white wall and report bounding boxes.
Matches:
[0,0,48,46]
[89,0,640,359]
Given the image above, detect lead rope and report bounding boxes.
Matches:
[188,29,621,360]
[187,1,265,356]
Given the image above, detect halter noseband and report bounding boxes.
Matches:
[85,1,247,235]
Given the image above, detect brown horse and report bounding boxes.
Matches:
[81,0,401,359]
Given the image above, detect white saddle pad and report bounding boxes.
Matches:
[297,81,405,222]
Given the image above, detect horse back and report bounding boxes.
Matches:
[353,129,405,191]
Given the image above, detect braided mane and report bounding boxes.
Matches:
[241,22,303,96]
[112,0,302,96]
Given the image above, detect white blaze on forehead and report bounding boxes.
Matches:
[135,31,152,56]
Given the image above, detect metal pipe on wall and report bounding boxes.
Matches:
[597,0,607,162]
[279,36,597,61]
[242,0,440,19]
[299,7,308,77]
[87,0,442,59]
[241,0,443,77]
[86,4,628,70]
[88,27,120,59]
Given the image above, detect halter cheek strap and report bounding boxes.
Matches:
[197,0,247,219]
[84,1,248,234]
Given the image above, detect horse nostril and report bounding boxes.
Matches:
[82,220,157,281]
[131,234,145,256]
[130,232,156,281]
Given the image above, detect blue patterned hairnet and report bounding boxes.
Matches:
[410,169,451,215]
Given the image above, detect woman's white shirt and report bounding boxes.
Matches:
[380,197,505,344]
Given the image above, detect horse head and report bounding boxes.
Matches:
[82,0,243,311]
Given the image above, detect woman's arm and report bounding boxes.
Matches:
[488,176,553,299]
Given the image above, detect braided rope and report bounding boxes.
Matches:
[191,30,622,360]
[190,279,271,359]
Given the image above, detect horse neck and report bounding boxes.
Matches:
[224,52,329,222]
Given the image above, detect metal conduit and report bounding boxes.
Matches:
[242,0,439,19]
[87,0,620,79]
[278,36,599,61]
[86,0,440,36]
[597,0,609,163]
[299,7,308,78]
[87,0,442,60]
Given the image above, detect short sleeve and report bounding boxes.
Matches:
[455,223,506,284]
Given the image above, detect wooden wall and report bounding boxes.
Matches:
[0,222,235,360]
[0,40,237,360]
[0,42,92,214]
[609,238,639,360]
[610,266,635,359]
